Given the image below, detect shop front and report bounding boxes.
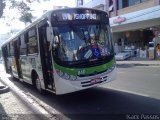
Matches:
[110,6,160,60]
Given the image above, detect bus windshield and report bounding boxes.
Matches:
[53,23,113,63]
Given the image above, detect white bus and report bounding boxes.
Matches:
[1,8,116,95]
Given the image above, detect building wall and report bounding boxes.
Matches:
[77,0,160,56]
[77,0,160,17]
[110,5,160,32]
[78,0,106,8]
[111,0,160,17]
[113,31,141,44]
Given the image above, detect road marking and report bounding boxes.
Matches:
[136,66,160,68]
[117,71,125,74]
[106,87,150,97]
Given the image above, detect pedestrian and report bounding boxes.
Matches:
[156,43,160,57]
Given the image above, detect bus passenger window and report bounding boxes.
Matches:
[27,28,38,54]
[20,35,27,55]
[5,45,9,57]
[10,42,14,56]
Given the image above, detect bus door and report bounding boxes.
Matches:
[38,24,55,91]
[13,39,23,79]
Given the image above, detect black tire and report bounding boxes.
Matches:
[35,75,45,94]
[0,85,9,94]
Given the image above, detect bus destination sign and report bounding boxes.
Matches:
[62,13,97,20]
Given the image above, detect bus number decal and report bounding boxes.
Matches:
[78,69,85,75]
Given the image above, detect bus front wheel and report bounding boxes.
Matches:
[35,76,44,94]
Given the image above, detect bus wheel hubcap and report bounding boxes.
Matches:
[36,78,41,91]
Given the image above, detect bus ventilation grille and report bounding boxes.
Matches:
[81,76,108,87]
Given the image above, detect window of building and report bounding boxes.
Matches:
[109,0,113,6]
[118,0,129,9]
[77,0,83,6]
[84,0,92,4]
[129,0,141,6]
[108,0,113,11]
[118,0,123,9]
[117,0,147,10]
[141,0,150,2]
[95,6,104,11]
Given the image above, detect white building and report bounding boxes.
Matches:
[76,0,160,59]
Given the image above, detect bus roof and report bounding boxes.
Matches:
[1,7,108,47]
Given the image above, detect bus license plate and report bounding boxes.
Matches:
[91,78,101,84]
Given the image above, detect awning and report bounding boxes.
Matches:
[110,6,160,33]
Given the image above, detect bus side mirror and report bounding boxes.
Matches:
[49,36,59,51]
[54,36,59,44]
[52,36,59,48]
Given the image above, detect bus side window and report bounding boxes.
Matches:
[14,38,20,58]
[20,34,27,55]
[2,45,8,58]
[10,41,14,56]
[7,44,11,57]
[27,28,38,54]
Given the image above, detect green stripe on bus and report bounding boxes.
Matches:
[54,59,115,76]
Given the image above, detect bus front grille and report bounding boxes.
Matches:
[81,75,108,87]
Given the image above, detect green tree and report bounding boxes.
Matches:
[0,0,46,24]
[0,0,5,17]
[19,12,32,24]
[9,0,33,24]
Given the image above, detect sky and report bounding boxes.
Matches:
[0,0,76,34]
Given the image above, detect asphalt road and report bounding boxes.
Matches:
[1,64,160,120]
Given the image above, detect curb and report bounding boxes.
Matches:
[116,61,160,66]
[0,78,61,120]
[0,85,9,94]
[116,63,160,68]
[116,63,160,66]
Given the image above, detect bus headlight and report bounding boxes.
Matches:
[57,70,64,77]
[57,70,77,80]
[64,73,70,80]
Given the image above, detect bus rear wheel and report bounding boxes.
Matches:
[10,67,15,80]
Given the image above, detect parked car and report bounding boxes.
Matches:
[115,51,130,60]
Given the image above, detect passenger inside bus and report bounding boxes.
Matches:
[59,30,86,61]
[55,24,112,62]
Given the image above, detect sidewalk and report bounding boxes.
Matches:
[116,59,160,66]
[0,80,9,94]
[0,80,47,120]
